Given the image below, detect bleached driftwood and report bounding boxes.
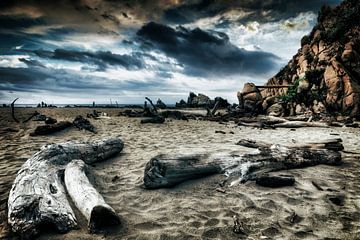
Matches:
[143,139,342,189]
[65,160,120,233]
[8,138,123,238]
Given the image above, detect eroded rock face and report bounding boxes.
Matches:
[258,0,360,117]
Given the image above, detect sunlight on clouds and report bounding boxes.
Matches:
[0,56,29,68]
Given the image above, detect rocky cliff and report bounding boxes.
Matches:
[256,0,360,118]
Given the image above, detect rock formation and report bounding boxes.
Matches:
[241,0,360,118]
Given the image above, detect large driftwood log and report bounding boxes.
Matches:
[8,138,123,238]
[144,154,222,189]
[143,139,342,189]
[65,160,120,233]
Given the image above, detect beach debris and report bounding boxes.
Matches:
[328,194,345,206]
[10,98,19,123]
[8,138,123,238]
[311,181,324,191]
[215,130,226,134]
[30,121,72,136]
[22,111,40,123]
[145,97,158,114]
[45,117,57,124]
[143,138,342,189]
[232,215,245,234]
[286,211,302,224]
[255,174,295,188]
[215,188,226,193]
[33,114,47,121]
[140,116,165,124]
[65,160,120,233]
[73,115,97,133]
[159,110,188,120]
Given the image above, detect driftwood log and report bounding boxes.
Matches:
[30,121,72,136]
[65,160,120,232]
[8,138,123,238]
[143,139,342,189]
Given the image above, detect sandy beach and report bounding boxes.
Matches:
[0,107,360,240]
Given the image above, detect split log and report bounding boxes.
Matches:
[65,160,120,233]
[30,121,72,136]
[8,138,123,238]
[143,140,342,189]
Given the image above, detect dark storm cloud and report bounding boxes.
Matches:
[18,58,45,68]
[137,22,280,77]
[32,49,144,71]
[0,65,168,93]
[163,0,342,24]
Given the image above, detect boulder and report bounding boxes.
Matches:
[267,103,284,117]
[238,83,263,113]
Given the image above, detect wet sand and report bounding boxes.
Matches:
[0,108,360,239]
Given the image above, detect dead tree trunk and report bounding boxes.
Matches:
[145,97,158,114]
[8,138,123,238]
[64,160,120,233]
[143,139,342,189]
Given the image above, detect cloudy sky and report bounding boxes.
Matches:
[0,0,341,104]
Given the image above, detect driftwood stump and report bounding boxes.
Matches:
[65,160,120,233]
[8,138,123,238]
[143,139,342,189]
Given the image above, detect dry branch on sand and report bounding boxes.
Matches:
[143,139,343,189]
[8,138,123,238]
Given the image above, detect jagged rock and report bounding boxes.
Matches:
[258,0,360,117]
[214,97,230,108]
[238,83,263,113]
[175,99,187,108]
[187,92,211,107]
[156,99,167,109]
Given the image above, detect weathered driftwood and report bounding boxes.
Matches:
[8,138,123,238]
[30,121,72,136]
[65,160,120,233]
[144,154,222,188]
[143,139,342,189]
[236,138,344,151]
[11,98,19,123]
[145,97,158,114]
[73,115,96,133]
